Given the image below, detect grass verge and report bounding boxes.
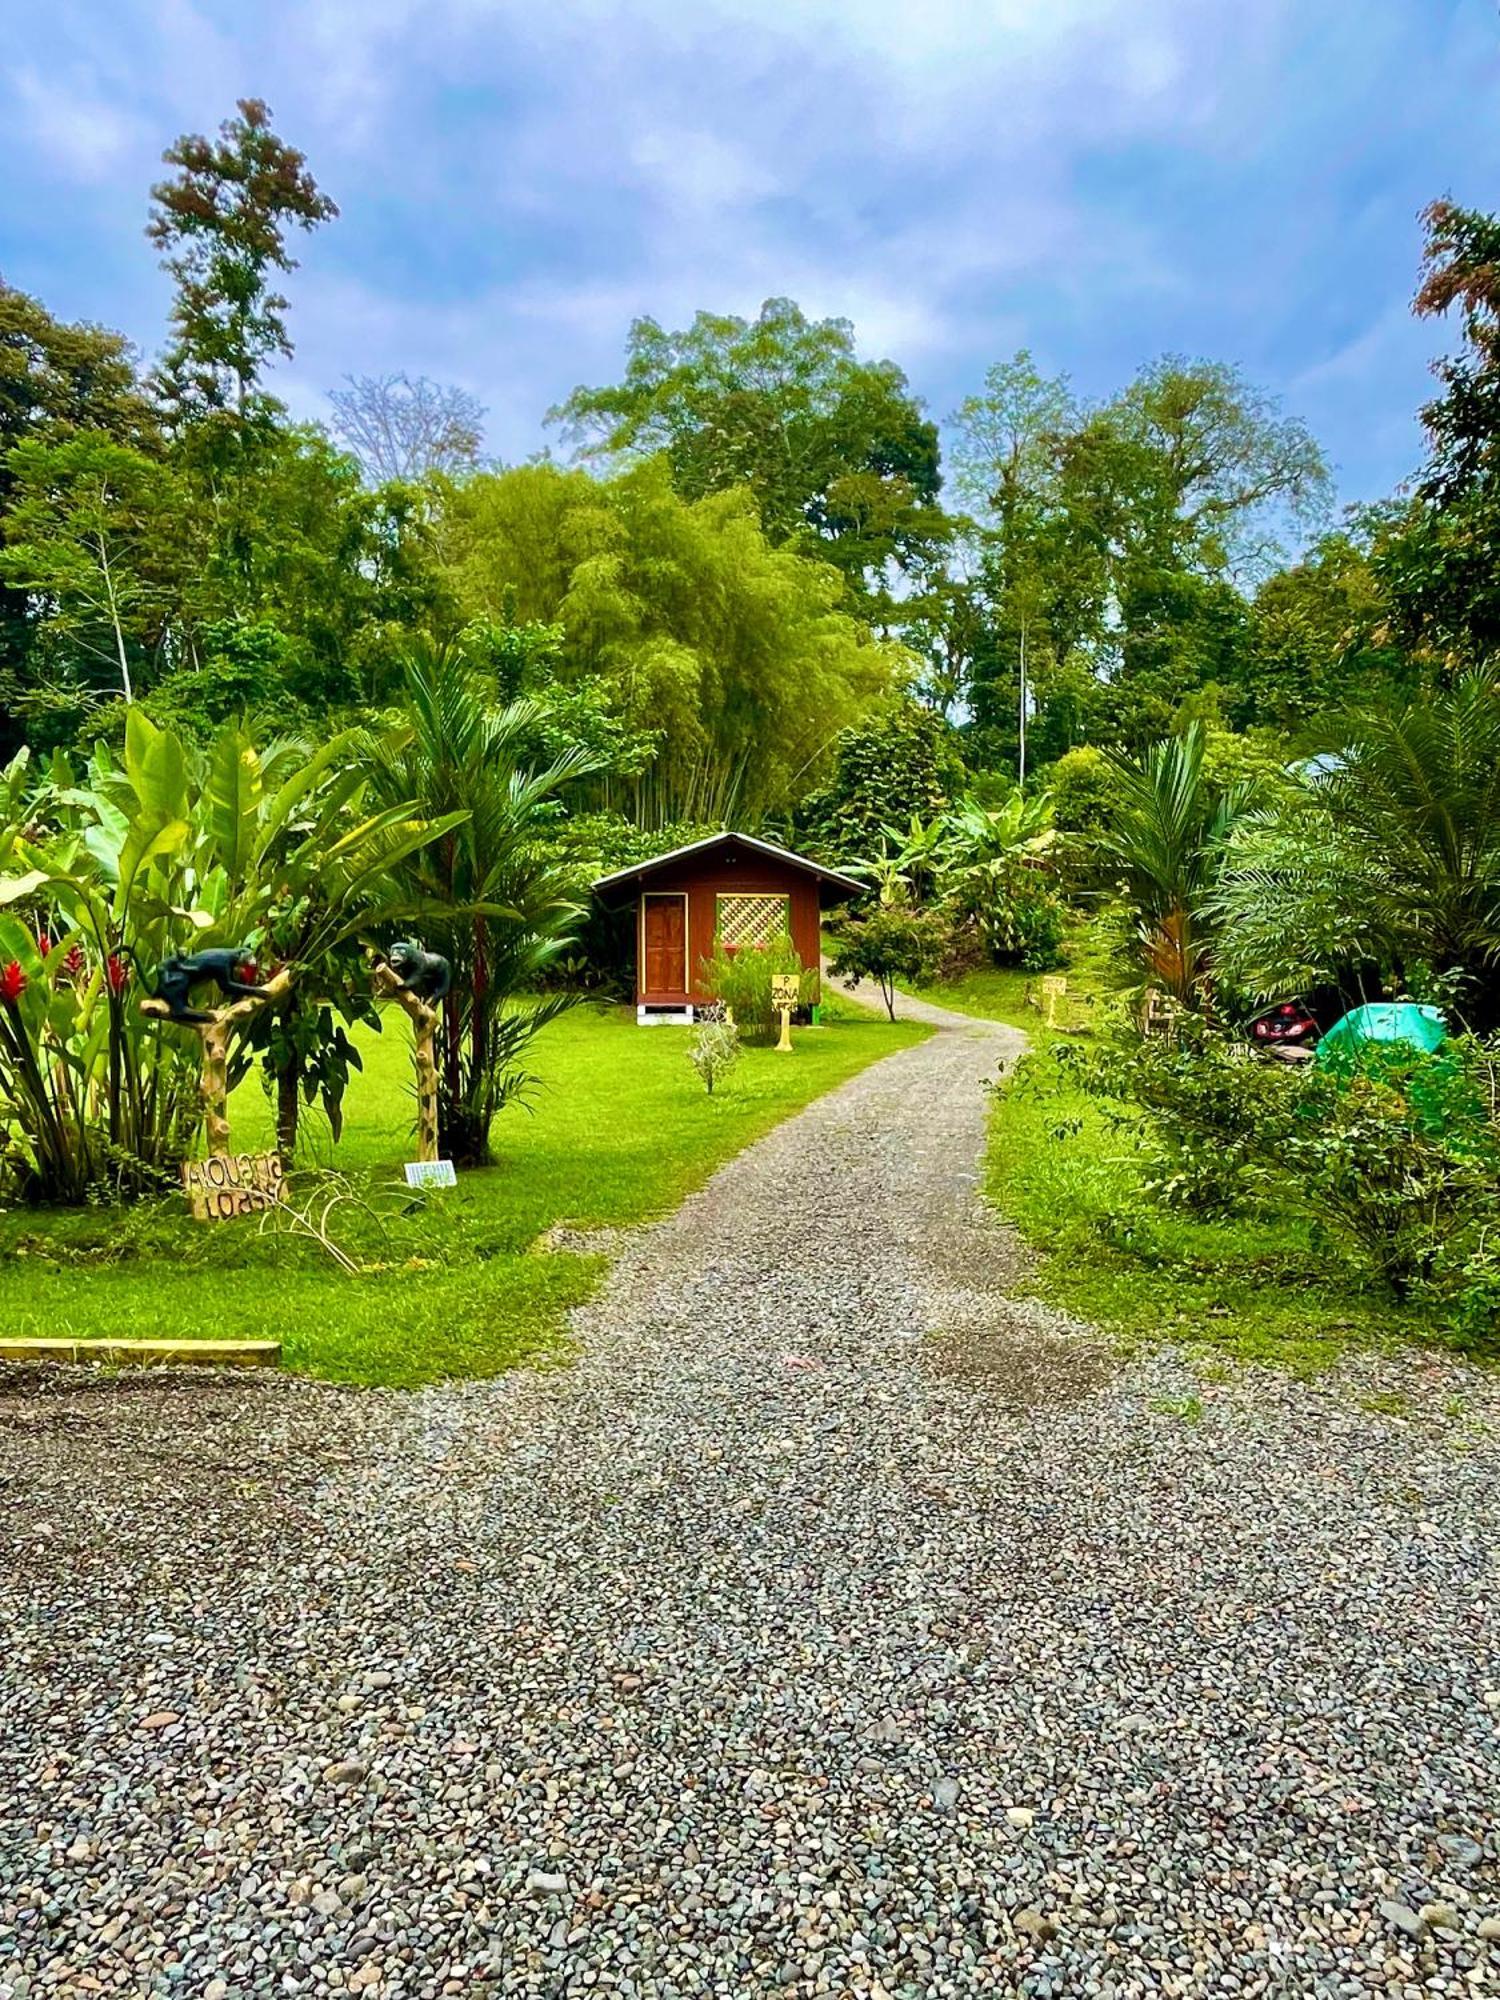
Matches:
[0,995,926,1389]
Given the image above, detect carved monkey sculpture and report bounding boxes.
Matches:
[386,939,452,1004]
[151,948,270,1024]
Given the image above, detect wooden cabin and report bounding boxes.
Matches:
[593,831,863,1022]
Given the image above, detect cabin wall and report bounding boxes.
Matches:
[633,853,823,1005]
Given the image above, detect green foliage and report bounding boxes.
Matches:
[1212,672,1500,1029]
[1238,531,1413,732]
[799,697,965,863]
[0,708,452,1199]
[365,640,602,1163]
[441,458,895,823]
[1101,723,1260,1007]
[827,904,945,1021]
[1048,746,1119,836]
[934,793,1065,969]
[687,1006,741,1095]
[1073,1025,1500,1315]
[0,433,193,711]
[972,860,1067,971]
[697,933,814,1041]
[550,296,943,599]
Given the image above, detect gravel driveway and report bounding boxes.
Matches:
[3,994,1499,2000]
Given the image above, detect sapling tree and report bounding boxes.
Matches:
[687,1005,740,1095]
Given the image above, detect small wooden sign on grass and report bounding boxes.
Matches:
[182,1150,285,1221]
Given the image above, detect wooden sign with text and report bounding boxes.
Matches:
[770,974,800,1008]
[183,1150,285,1221]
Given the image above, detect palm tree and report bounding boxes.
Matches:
[1213,674,1500,1030]
[1102,724,1258,1009]
[368,639,602,1165]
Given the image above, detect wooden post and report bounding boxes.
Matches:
[771,974,798,1054]
[141,967,294,1155]
[373,961,440,1162]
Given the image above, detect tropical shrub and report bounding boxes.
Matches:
[1075,1025,1500,1310]
[1212,673,1500,1032]
[697,933,814,1042]
[0,711,448,1198]
[974,858,1068,970]
[939,793,1065,969]
[1048,746,1119,837]
[1100,723,1260,1009]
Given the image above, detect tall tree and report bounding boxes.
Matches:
[147,98,336,480]
[0,282,157,751]
[439,458,897,823]
[550,297,943,601]
[0,435,191,712]
[1376,200,1500,665]
[329,373,485,484]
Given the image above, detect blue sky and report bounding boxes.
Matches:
[3,0,1498,516]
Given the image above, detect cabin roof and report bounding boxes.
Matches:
[592,829,863,899]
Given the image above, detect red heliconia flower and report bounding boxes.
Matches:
[34,930,53,958]
[0,960,25,1004]
[64,944,86,977]
[106,954,130,994]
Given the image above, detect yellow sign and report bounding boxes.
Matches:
[182,1150,285,1221]
[1039,974,1067,1026]
[770,974,800,1007]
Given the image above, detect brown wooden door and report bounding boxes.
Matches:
[643,895,686,995]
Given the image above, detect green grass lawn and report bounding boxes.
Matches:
[0,995,926,1388]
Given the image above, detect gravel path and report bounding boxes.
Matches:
[3,994,1500,2000]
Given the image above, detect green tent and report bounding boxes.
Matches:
[1316,1001,1447,1061]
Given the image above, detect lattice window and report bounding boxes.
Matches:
[716,892,790,950]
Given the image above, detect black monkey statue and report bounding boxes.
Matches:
[150,948,270,1024]
[386,939,451,1004]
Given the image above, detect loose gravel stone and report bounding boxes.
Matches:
[2,987,1499,1999]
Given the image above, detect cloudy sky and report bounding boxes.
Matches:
[3,1,1497,512]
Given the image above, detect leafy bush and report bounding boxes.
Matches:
[687,1004,740,1094]
[1048,746,1119,837]
[1075,1025,1500,1315]
[827,905,945,1021]
[799,698,965,865]
[0,712,447,1200]
[976,858,1067,970]
[698,934,814,1042]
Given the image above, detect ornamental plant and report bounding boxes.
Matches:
[697,933,814,1042]
[0,710,450,1201]
[687,1004,741,1094]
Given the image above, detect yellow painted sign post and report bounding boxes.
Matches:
[771,973,799,1053]
[1039,973,1067,1027]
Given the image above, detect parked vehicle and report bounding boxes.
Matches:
[1247,998,1321,1057]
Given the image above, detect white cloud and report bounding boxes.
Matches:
[6,67,146,182]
